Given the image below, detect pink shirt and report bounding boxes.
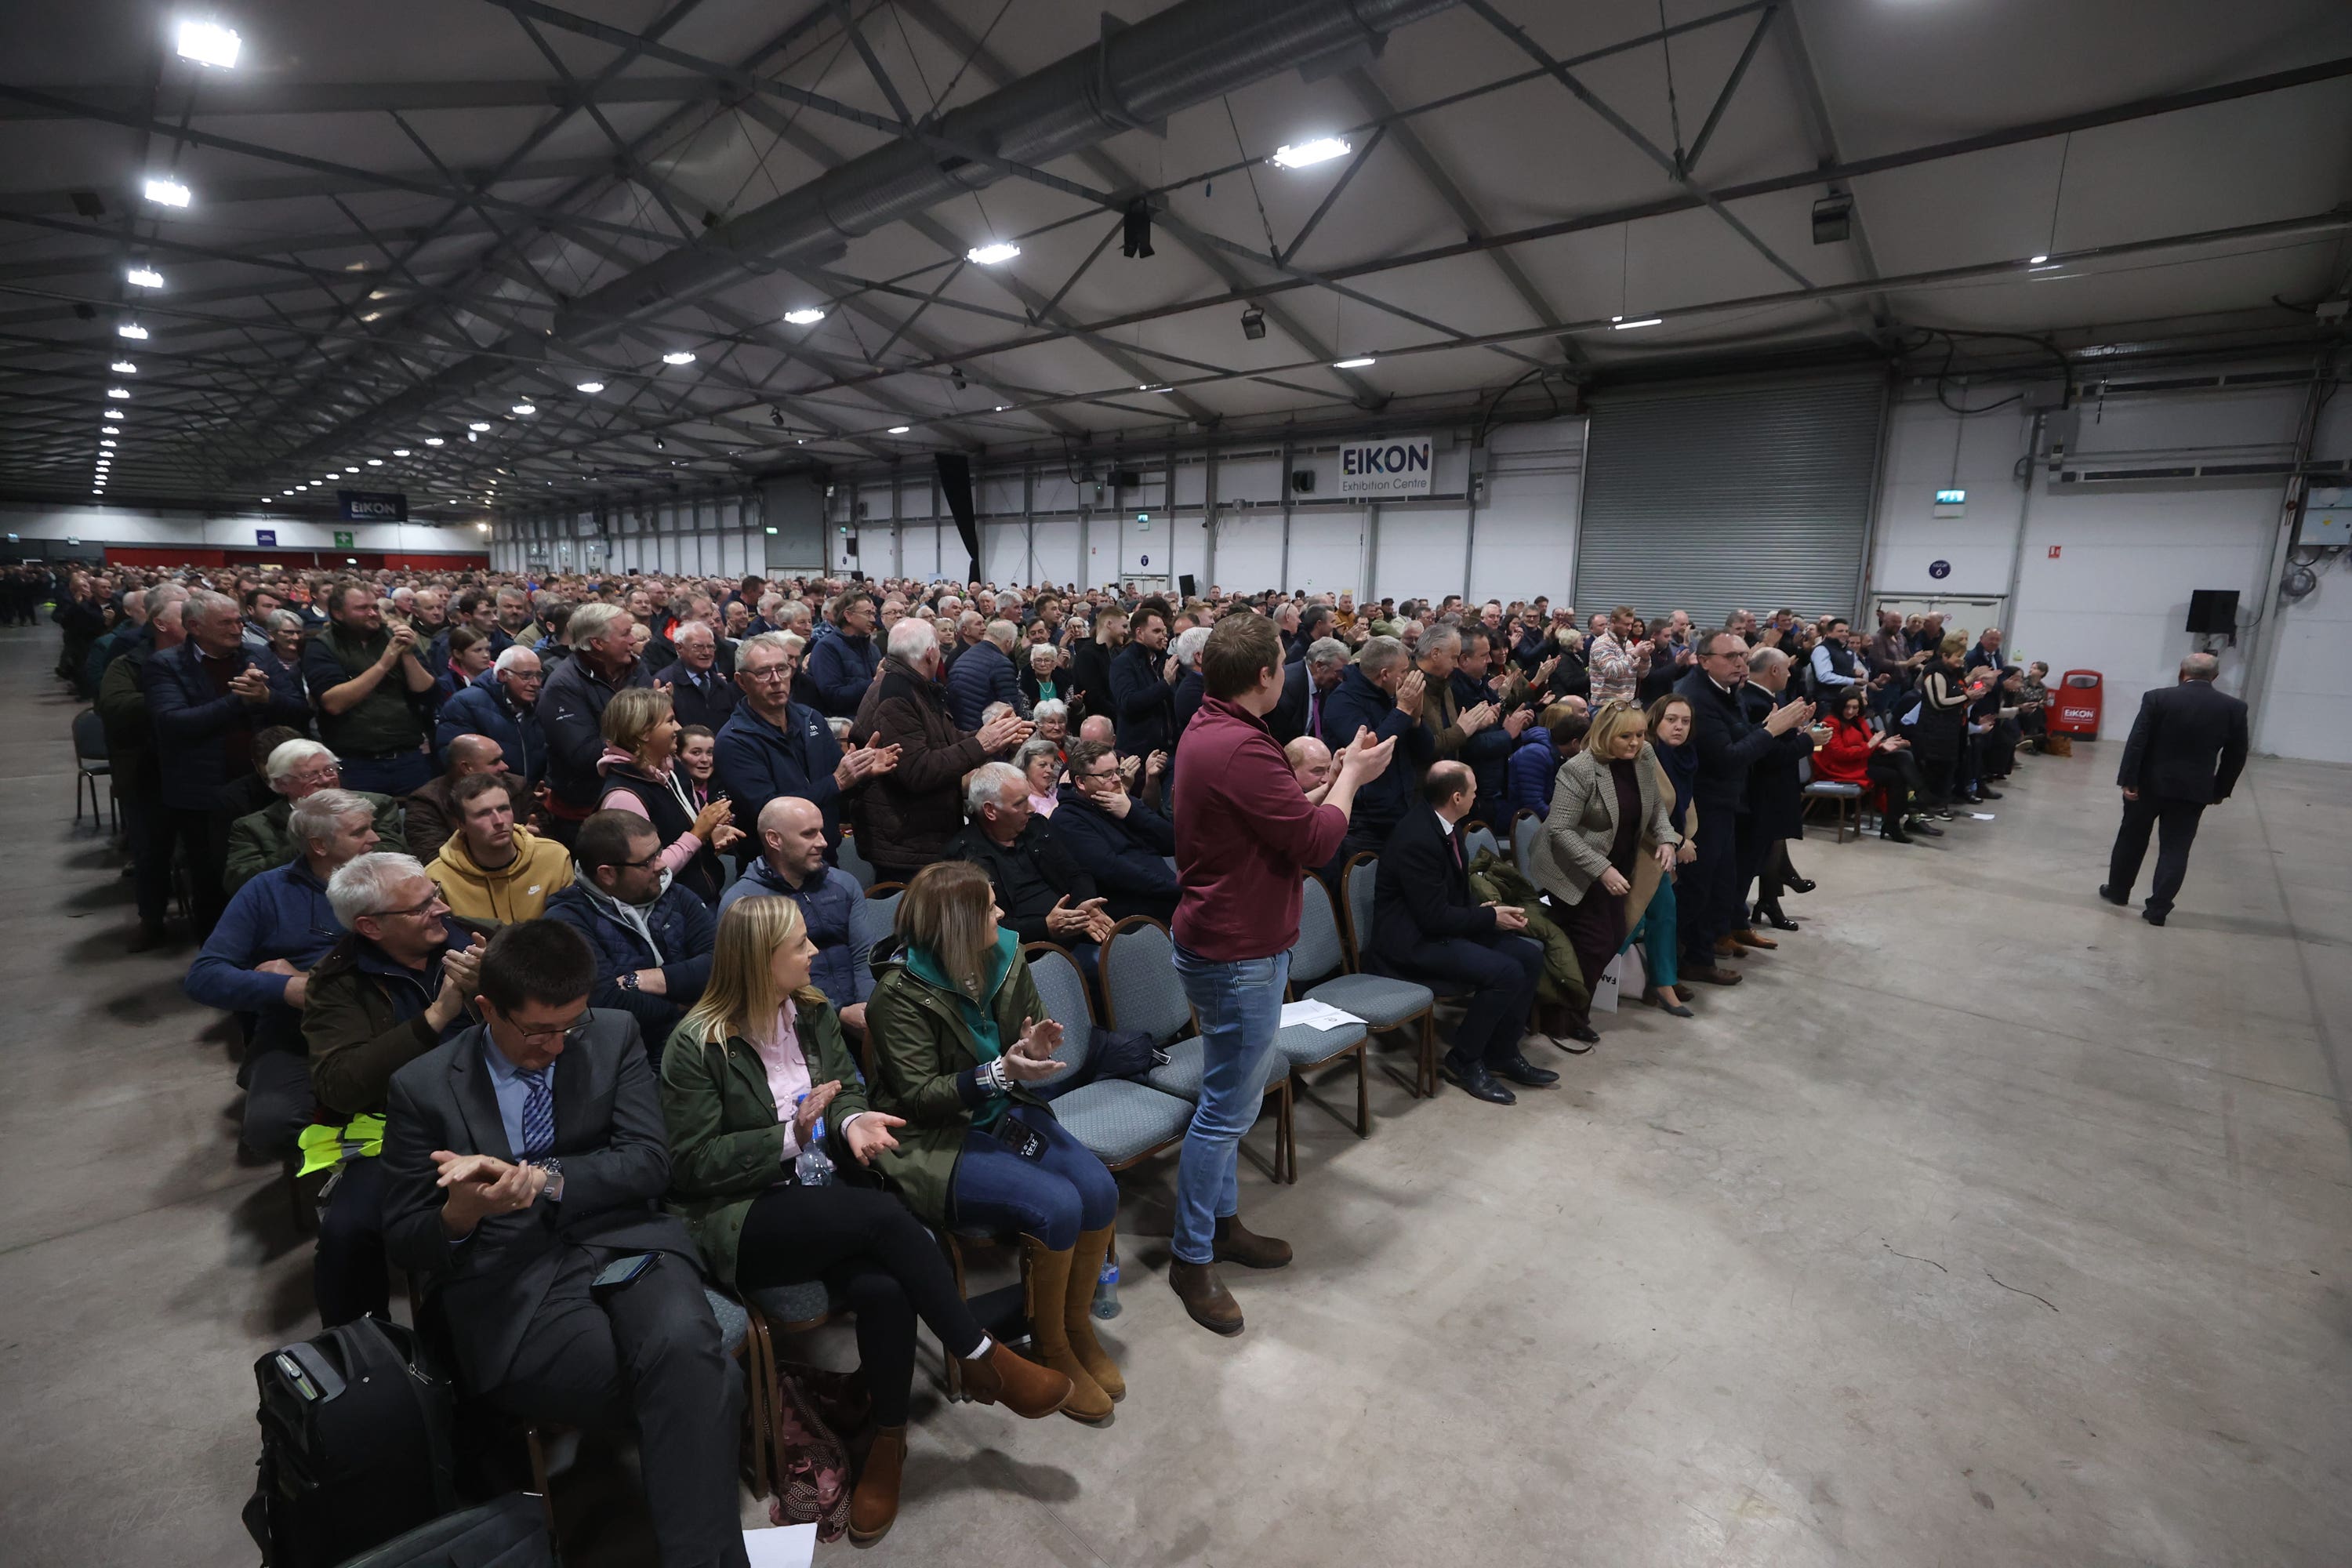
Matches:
[750,1006,814,1163]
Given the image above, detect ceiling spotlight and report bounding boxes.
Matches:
[367,289,390,301]
[424,436,445,446]
[1272,137,1352,169]
[477,521,490,533]
[783,307,826,326]
[887,425,912,434]
[127,266,164,289]
[344,467,359,475]
[282,489,293,495]
[175,20,241,67]
[1332,356,1376,369]
[360,311,383,323]
[1240,306,1266,341]
[993,404,1007,412]
[118,322,148,340]
[102,426,120,435]
[392,448,411,457]
[366,458,383,466]
[107,387,129,399]
[2029,254,2050,265]
[575,380,604,394]
[965,242,1020,266]
[1610,316,1664,330]
[470,421,492,431]
[111,360,136,374]
[143,176,191,208]
[100,440,116,449]
[661,350,696,365]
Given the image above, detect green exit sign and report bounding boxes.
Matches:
[1134,513,1150,524]
[333,529,355,548]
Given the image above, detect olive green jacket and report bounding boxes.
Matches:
[657,1000,869,1290]
[862,953,1048,1227]
[225,791,405,894]
[1468,849,1591,1011]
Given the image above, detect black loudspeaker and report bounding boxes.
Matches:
[1178,574,1196,598]
[2185,590,2238,635]
[1290,469,1316,494]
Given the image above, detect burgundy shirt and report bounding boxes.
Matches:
[1172,694,1348,961]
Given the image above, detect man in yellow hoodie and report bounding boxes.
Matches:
[426,772,573,924]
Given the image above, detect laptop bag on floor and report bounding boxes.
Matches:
[243,1316,459,1567]
[332,1493,553,1568]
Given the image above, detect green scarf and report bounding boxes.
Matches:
[905,929,1019,1128]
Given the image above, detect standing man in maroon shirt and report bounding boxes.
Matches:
[1168,612,1393,1334]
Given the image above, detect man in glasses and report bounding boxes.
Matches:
[543,811,715,1060]
[714,630,898,860]
[1672,630,1813,986]
[223,738,405,895]
[382,919,751,1568]
[1048,737,1178,924]
[305,853,487,1325]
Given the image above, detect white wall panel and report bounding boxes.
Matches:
[1473,421,1582,606]
[1030,519,1081,587]
[982,521,1027,585]
[1287,508,1367,596]
[1373,507,1468,604]
[1207,513,1283,593]
[0,503,487,555]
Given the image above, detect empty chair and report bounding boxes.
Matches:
[73,708,111,832]
[1024,942,1194,1171]
[1098,917,1287,1182]
[1278,876,1374,1157]
[836,832,877,890]
[1335,854,1444,1098]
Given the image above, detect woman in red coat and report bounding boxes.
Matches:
[1817,690,1933,844]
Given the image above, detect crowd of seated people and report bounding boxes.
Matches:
[29,554,2055,1559]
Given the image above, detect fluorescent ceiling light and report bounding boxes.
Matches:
[102,426,120,435]
[1610,316,1664,330]
[365,458,383,466]
[175,20,241,68]
[118,322,147,340]
[2029,254,2049,265]
[107,387,129,398]
[510,403,535,416]
[783,307,826,326]
[661,350,696,365]
[477,522,490,533]
[100,441,116,449]
[360,311,383,323]
[887,425,912,434]
[1332,356,1376,369]
[965,242,1020,266]
[391,448,411,457]
[469,421,492,432]
[127,267,164,289]
[143,177,191,207]
[111,360,136,374]
[575,380,604,394]
[343,467,359,474]
[367,289,390,301]
[423,436,445,446]
[1272,137,1352,169]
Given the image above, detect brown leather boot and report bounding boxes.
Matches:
[1169,1258,1244,1336]
[957,1340,1071,1419]
[1212,1213,1293,1269]
[1064,1225,1125,1403]
[848,1425,906,1544]
[1022,1236,1111,1423]
[1730,927,1777,949]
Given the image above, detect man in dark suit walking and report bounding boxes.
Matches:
[1372,761,1550,1105]
[2101,653,2249,927]
[381,920,750,1568]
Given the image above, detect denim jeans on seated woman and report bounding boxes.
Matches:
[1168,946,1288,1267]
[949,1105,1118,1250]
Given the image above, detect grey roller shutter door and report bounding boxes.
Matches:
[1573,374,1886,626]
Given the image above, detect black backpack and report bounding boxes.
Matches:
[243,1316,460,1567]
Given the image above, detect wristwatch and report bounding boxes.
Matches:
[615,970,639,992]
[530,1158,565,1202]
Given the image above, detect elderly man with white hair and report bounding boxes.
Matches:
[438,642,548,788]
[186,789,383,1159]
[946,761,1112,960]
[1171,622,1211,746]
[946,616,1025,731]
[535,599,654,826]
[224,738,405,893]
[851,618,1029,882]
[303,851,485,1325]
[661,617,738,732]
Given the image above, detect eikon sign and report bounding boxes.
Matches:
[1337,434,1434,499]
[337,488,408,522]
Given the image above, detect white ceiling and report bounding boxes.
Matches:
[2,0,2347,514]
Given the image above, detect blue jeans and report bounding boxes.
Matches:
[337,749,433,796]
[950,1106,1117,1250]
[1169,945,1289,1265]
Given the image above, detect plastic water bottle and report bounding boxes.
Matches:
[1091,1256,1121,1319]
[793,1099,835,1188]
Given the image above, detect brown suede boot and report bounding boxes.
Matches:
[848,1425,906,1544]
[1022,1236,1112,1423]
[1169,1258,1244,1336]
[1730,927,1777,949]
[1064,1225,1125,1403]
[1211,1213,1293,1269]
[957,1340,1071,1419]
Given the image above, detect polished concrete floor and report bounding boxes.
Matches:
[5,620,2349,1567]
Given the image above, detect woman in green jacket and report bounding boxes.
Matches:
[865,861,1124,1425]
[660,895,1069,1544]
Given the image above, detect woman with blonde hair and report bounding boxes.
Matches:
[662,895,1070,1544]
[865,861,1124,1424]
[1629,693,1701,1015]
[597,684,742,905]
[1532,699,1681,1043]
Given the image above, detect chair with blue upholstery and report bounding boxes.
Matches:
[836,831,877,889]
[1098,916,1287,1184]
[1512,808,1541,882]
[855,882,906,956]
[1022,942,1195,1172]
[1278,877,1374,1160]
[73,708,112,833]
[1461,822,1500,869]
[1335,854,1444,1099]
[1798,753,1863,842]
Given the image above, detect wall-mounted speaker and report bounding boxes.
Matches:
[2185,589,2238,636]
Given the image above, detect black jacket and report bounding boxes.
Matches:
[1069,639,1116,720]
[1673,668,1778,816]
[1740,683,1814,840]
[1370,805,1497,967]
[1107,640,1177,757]
[380,1012,692,1392]
[2118,680,2249,804]
[662,662,739,735]
[942,820,1098,943]
[1320,665,1436,837]
[537,652,654,811]
[1268,659,1314,746]
[1050,787,1177,920]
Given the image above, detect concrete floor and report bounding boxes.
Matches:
[5,619,2349,1567]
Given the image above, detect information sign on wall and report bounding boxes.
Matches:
[255,528,276,546]
[1337,434,1434,499]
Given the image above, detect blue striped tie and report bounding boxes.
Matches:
[517,1067,554,1159]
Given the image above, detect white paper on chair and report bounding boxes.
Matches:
[1279,1000,1366,1032]
[743,1525,817,1568]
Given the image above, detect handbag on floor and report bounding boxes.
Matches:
[765,1363,855,1541]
